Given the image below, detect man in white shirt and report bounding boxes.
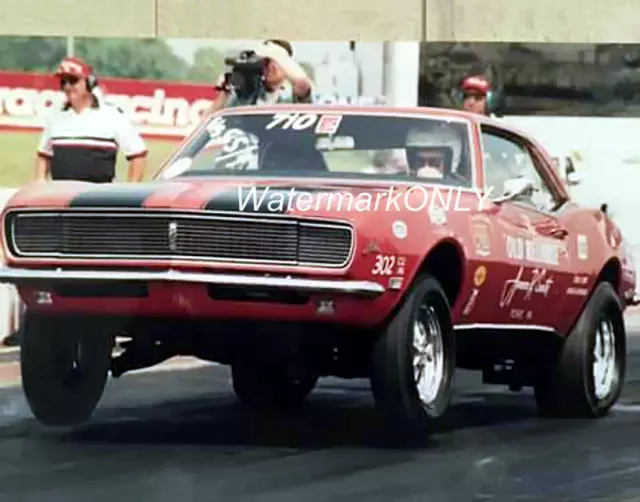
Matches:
[35,57,148,183]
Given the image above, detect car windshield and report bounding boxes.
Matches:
[158,109,474,187]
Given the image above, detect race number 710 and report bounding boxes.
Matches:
[266,112,317,130]
[265,112,343,135]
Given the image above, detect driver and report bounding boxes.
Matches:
[405,124,464,180]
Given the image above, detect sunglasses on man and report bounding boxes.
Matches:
[59,75,80,88]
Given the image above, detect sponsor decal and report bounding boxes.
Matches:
[462,288,479,316]
[392,220,408,240]
[499,266,554,308]
[566,287,588,296]
[473,265,487,287]
[577,234,588,260]
[505,235,559,266]
[388,277,404,290]
[395,256,407,276]
[573,275,588,285]
[371,254,397,276]
[470,215,491,257]
[428,205,447,225]
[265,112,344,133]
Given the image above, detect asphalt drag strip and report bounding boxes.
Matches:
[1,336,640,501]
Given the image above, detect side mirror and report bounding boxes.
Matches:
[493,177,535,204]
[567,172,581,185]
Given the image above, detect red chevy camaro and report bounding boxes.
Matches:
[0,104,636,435]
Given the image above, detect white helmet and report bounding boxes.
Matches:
[406,123,463,173]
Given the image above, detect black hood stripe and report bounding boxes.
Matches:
[69,184,161,208]
[204,186,343,214]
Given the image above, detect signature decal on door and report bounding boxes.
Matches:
[499,266,554,308]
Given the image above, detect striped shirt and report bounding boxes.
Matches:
[37,100,147,182]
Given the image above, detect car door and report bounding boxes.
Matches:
[480,126,573,331]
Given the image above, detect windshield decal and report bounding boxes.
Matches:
[265,112,343,135]
[315,114,343,135]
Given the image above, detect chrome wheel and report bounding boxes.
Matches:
[593,315,617,400]
[412,304,445,407]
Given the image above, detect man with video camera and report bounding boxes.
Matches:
[208,39,314,113]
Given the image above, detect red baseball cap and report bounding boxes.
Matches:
[461,75,490,96]
[55,57,93,79]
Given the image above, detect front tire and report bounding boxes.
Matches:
[20,313,113,426]
[370,274,456,434]
[534,281,626,418]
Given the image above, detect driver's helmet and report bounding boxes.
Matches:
[405,123,463,176]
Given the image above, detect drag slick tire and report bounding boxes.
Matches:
[231,362,318,410]
[534,281,626,418]
[370,274,456,434]
[20,313,113,426]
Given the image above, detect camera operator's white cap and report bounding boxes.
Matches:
[406,123,463,169]
[253,41,291,64]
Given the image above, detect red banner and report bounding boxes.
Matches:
[0,70,220,139]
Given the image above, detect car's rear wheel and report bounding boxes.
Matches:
[370,274,456,435]
[20,313,113,426]
[534,281,625,418]
[231,362,318,410]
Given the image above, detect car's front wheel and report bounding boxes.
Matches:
[534,281,626,418]
[20,313,113,426]
[370,274,456,435]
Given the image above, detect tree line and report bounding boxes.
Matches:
[0,36,227,84]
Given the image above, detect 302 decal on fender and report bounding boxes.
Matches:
[371,254,396,276]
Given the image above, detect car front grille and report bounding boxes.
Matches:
[5,210,354,268]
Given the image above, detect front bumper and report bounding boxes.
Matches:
[0,266,386,298]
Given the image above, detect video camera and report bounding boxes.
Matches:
[216,50,268,103]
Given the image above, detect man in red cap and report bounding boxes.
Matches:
[34,56,147,183]
[460,74,492,116]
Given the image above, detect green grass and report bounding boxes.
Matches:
[0,130,179,187]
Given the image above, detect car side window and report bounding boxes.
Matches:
[480,129,557,213]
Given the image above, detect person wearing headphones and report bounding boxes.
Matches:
[34,57,148,183]
[208,39,314,114]
[460,74,494,116]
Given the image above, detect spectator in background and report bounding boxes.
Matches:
[208,39,314,114]
[460,74,492,116]
[34,56,147,183]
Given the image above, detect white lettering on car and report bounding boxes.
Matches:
[371,254,396,276]
[505,235,559,266]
